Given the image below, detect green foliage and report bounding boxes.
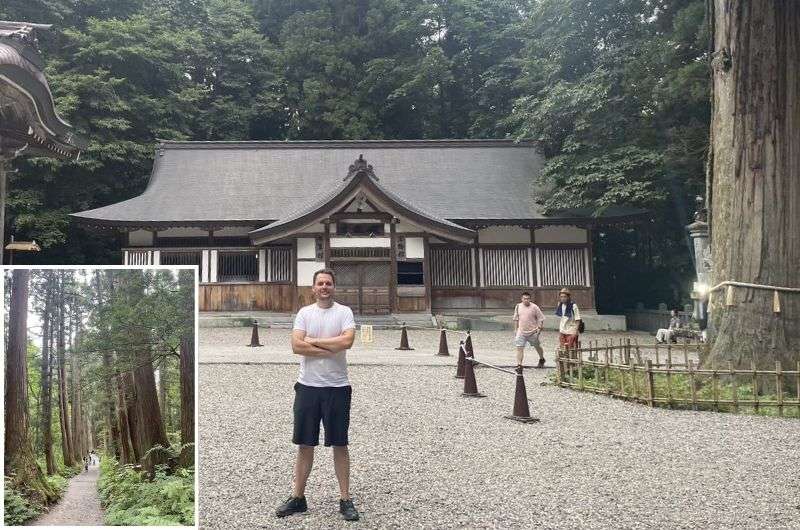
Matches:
[98,457,194,526]
[0,0,712,311]
[4,482,43,526]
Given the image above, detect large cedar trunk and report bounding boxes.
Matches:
[179,336,195,468]
[116,373,135,465]
[159,364,169,430]
[708,0,800,368]
[56,275,74,467]
[123,371,144,463]
[4,270,57,503]
[133,347,171,474]
[40,279,55,475]
[70,308,84,463]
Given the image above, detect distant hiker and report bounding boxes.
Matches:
[83,456,88,471]
[556,288,582,349]
[276,269,359,522]
[656,309,682,343]
[513,292,546,368]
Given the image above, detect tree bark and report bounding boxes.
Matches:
[39,275,55,475]
[123,371,144,463]
[179,335,195,468]
[158,364,169,430]
[116,373,135,465]
[56,273,74,467]
[133,347,171,474]
[4,270,57,503]
[708,0,800,367]
[70,305,84,463]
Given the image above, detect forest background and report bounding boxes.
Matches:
[0,0,710,312]
[3,268,195,525]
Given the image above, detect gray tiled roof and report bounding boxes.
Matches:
[72,139,558,226]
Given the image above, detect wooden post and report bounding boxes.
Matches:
[797,361,800,418]
[629,360,637,401]
[729,361,738,413]
[604,345,610,394]
[645,360,655,407]
[634,339,642,364]
[712,363,719,412]
[776,361,783,417]
[655,343,660,366]
[752,361,759,412]
[689,360,698,411]
[577,348,584,391]
[666,351,673,408]
[683,348,689,368]
[389,219,397,313]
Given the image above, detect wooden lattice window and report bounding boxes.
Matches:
[482,248,529,287]
[160,251,202,267]
[218,251,258,282]
[537,248,589,287]
[268,247,292,282]
[127,250,150,265]
[430,247,473,287]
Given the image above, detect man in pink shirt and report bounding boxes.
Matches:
[513,292,546,368]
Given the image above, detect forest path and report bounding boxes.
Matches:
[31,463,105,526]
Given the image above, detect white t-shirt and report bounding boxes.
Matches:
[293,302,356,387]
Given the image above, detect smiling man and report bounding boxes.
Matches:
[276,268,359,521]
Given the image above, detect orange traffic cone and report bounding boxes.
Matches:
[437,329,449,356]
[247,320,263,347]
[395,323,414,350]
[455,341,466,379]
[504,365,539,423]
[461,355,485,398]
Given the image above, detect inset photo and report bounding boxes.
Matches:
[3,267,197,527]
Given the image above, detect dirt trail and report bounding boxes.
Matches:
[31,463,105,526]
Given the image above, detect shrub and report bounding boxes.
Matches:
[4,482,43,526]
[98,457,194,526]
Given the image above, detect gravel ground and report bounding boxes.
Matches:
[198,360,800,529]
[31,464,105,526]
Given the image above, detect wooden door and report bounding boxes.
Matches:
[360,263,390,315]
[332,262,390,315]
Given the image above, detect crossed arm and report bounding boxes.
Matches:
[291,328,356,357]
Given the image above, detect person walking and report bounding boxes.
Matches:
[556,288,582,349]
[275,268,359,522]
[513,292,546,368]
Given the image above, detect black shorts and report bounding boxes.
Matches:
[292,382,352,447]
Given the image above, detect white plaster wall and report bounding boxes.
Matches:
[158,227,208,237]
[535,225,587,244]
[128,230,153,246]
[405,237,424,258]
[297,237,317,259]
[214,226,254,237]
[329,237,390,248]
[297,261,327,286]
[477,226,531,244]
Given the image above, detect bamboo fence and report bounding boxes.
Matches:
[555,340,800,417]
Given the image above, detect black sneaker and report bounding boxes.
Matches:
[537,357,545,369]
[339,498,360,521]
[275,496,307,518]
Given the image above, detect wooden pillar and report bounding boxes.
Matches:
[423,235,432,312]
[152,250,160,265]
[291,238,298,312]
[389,218,398,313]
[323,219,331,267]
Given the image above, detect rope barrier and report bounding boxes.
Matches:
[707,280,800,294]
[469,358,517,376]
